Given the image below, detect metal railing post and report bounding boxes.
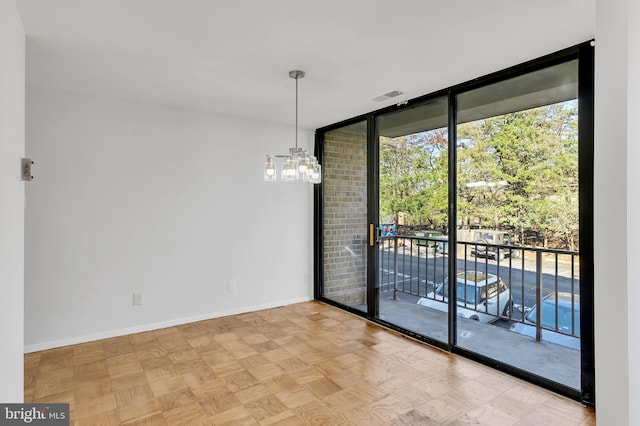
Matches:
[536,250,542,342]
[393,237,398,300]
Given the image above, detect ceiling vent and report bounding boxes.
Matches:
[371,90,404,102]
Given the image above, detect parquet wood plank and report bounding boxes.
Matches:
[292,400,339,425]
[117,398,162,424]
[21,301,594,425]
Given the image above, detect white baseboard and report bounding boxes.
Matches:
[24,296,312,353]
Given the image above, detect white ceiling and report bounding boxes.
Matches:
[16,0,595,130]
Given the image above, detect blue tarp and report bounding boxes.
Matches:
[380,224,396,237]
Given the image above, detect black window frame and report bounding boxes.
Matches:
[314,40,595,407]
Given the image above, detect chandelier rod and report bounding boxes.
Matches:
[289,70,305,151]
[295,72,298,150]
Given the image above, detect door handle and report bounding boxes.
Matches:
[369,224,375,247]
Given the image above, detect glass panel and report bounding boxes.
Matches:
[377,97,449,342]
[455,59,581,390]
[322,121,368,312]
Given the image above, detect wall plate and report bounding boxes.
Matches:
[21,158,33,181]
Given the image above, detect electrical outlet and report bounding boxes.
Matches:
[228,280,237,292]
[133,293,143,305]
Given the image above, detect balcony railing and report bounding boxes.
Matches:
[378,235,580,341]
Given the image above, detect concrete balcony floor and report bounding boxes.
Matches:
[376,291,581,390]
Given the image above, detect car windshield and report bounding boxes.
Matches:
[435,281,484,305]
[457,284,484,304]
[476,232,510,244]
[477,232,495,242]
[526,300,580,336]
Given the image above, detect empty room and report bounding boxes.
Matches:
[1,0,638,424]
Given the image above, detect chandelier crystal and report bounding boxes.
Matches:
[264,70,321,184]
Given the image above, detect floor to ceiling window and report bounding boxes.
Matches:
[315,42,594,406]
[455,59,582,391]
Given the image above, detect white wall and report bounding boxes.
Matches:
[0,0,25,403]
[594,0,638,424]
[627,1,640,421]
[24,87,313,351]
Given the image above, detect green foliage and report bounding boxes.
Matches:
[379,128,448,227]
[379,100,579,250]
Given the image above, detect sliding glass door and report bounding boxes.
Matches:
[376,98,450,344]
[315,42,593,405]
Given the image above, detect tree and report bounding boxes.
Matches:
[457,101,579,249]
[378,100,579,250]
[379,128,448,227]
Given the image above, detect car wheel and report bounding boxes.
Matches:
[497,250,506,261]
[511,249,521,259]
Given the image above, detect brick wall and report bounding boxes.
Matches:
[322,128,368,306]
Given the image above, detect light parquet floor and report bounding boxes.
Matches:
[24,301,595,425]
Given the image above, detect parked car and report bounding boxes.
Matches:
[510,292,580,350]
[414,230,443,250]
[417,271,512,323]
[434,236,449,254]
[469,229,520,260]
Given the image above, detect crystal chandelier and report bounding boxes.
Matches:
[264,70,321,184]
